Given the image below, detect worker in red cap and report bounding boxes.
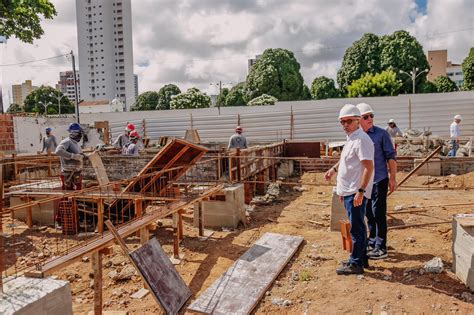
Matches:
[124,130,141,156]
[113,123,135,151]
[228,126,247,150]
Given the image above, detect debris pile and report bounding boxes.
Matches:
[250,182,281,206]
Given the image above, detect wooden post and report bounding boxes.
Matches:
[92,250,103,315]
[198,202,204,237]
[47,151,52,177]
[142,118,147,140]
[216,152,221,180]
[172,213,179,258]
[236,149,241,181]
[12,153,17,181]
[26,196,33,228]
[135,199,143,218]
[237,114,241,126]
[97,198,104,234]
[229,153,233,182]
[178,209,184,241]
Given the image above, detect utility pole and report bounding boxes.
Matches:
[399,67,429,94]
[70,50,80,123]
[210,81,232,115]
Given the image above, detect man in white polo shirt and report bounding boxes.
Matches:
[325,104,374,275]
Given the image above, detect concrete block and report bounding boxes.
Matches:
[277,160,294,178]
[414,158,441,176]
[330,187,347,231]
[194,184,246,228]
[0,276,72,315]
[452,214,474,291]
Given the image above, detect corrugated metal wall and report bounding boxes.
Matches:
[82,91,474,143]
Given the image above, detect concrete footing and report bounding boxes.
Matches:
[0,276,72,315]
[194,184,246,228]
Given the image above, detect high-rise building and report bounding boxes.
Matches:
[247,55,262,75]
[133,74,138,99]
[75,0,135,110]
[12,80,37,105]
[427,49,464,88]
[56,71,81,102]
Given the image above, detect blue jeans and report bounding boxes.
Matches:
[343,194,368,267]
[448,139,459,157]
[366,178,388,250]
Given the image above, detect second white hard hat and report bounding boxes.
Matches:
[388,119,395,123]
[356,103,374,115]
[454,114,463,120]
[339,104,361,119]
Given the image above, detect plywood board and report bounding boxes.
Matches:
[130,237,191,315]
[88,151,110,186]
[188,232,304,315]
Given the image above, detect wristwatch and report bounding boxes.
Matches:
[358,188,366,193]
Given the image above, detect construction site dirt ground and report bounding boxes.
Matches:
[5,171,474,314]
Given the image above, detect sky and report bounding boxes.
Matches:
[0,0,473,107]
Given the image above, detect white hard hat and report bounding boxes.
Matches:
[454,115,462,120]
[339,104,361,119]
[356,103,374,115]
[388,119,395,124]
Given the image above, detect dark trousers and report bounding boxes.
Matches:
[366,178,389,250]
[343,194,368,267]
[60,171,83,191]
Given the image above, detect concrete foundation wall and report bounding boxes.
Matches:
[193,184,246,228]
[0,277,73,315]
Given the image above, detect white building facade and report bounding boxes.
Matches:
[447,63,464,88]
[75,0,135,110]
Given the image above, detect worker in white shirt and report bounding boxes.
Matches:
[448,115,462,157]
[324,104,374,275]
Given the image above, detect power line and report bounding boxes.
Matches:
[0,53,70,67]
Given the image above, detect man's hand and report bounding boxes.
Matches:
[353,192,364,207]
[324,168,336,181]
[389,177,397,193]
[71,153,83,162]
[339,195,343,203]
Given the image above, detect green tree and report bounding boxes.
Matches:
[310,76,340,99]
[170,88,211,109]
[157,84,181,110]
[131,91,159,111]
[302,84,312,100]
[337,33,382,92]
[347,70,402,97]
[380,30,430,94]
[433,76,458,93]
[216,87,229,107]
[419,80,437,93]
[461,48,474,90]
[24,86,74,114]
[246,48,305,101]
[225,82,247,106]
[6,103,23,113]
[247,94,278,106]
[0,0,57,43]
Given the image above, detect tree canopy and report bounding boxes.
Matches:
[170,88,211,109]
[24,86,74,114]
[6,103,23,113]
[461,48,474,90]
[245,48,306,101]
[157,84,181,110]
[347,70,402,98]
[216,87,229,107]
[337,33,382,92]
[131,91,159,111]
[225,82,247,106]
[0,0,57,43]
[247,94,278,106]
[310,76,340,100]
[433,76,458,93]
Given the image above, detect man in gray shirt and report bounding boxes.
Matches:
[228,126,248,150]
[41,127,58,153]
[55,123,84,190]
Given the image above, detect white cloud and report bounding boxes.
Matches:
[1,0,472,107]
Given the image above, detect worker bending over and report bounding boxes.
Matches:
[124,130,140,156]
[113,123,135,150]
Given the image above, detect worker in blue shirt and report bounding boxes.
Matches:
[357,103,398,260]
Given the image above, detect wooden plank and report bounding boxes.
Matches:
[188,232,303,315]
[88,151,110,186]
[130,237,192,315]
[92,251,103,315]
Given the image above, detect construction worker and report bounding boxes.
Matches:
[448,115,462,157]
[385,119,403,138]
[113,123,135,150]
[40,127,58,153]
[357,103,397,260]
[124,130,140,156]
[325,104,374,275]
[228,126,247,150]
[55,123,85,190]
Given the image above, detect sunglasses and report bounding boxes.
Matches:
[340,119,354,125]
[362,114,374,120]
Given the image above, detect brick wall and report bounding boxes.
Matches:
[0,115,15,153]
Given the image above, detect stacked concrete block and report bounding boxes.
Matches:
[194,184,246,228]
[414,158,441,176]
[452,214,474,291]
[330,187,348,231]
[0,277,73,315]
